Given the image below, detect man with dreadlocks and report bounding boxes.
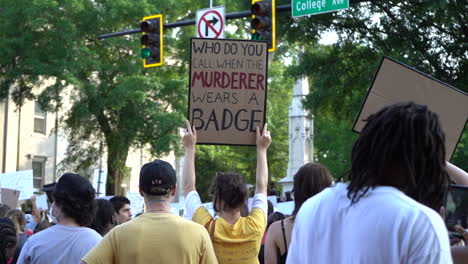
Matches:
[0,217,17,264]
[287,102,452,263]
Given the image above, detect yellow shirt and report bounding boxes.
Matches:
[82,212,218,264]
[193,207,266,264]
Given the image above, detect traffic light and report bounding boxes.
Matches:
[251,0,275,52]
[140,14,163,68]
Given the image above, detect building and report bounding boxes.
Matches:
[0,79,182,201]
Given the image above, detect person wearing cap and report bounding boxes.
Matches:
[17,173,101,264]
[182,120,272,264]
[82,159,218,264]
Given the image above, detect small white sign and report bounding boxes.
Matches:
[92,169,107,197]
[0,170,33,200]
[36,194,49,210]
[196,6,225,38]
[127,191,144,218]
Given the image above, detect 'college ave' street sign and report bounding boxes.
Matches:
[292,0,349,17]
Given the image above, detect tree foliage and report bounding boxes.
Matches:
[1,0,466,195]
[282,0,468,175]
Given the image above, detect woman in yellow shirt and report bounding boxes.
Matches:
[183,120,272,264]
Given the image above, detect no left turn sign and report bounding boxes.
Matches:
[196,6,225,38]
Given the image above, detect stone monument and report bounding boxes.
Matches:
[279,76,314,199]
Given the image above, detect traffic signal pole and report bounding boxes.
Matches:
[97,4,292,40]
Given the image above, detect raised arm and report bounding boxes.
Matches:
[447,162,468,186]
[183,120,197,197]
[30,195,41,224]
[256,123,272,195]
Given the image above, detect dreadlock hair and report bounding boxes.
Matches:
[347,102,449,211]
[292,162,333,219]
[209,172,248,213]
[0,217,17,264]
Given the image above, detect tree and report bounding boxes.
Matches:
[281,0,468,174]
[0,0,213,194]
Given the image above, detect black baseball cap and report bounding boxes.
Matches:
[42,182,56,192]
[54,173,94,194]
[139,160,176,195]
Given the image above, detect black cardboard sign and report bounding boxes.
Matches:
[353,57,468,160]
[188,38,268,146]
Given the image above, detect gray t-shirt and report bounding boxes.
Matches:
[17,224,102,264]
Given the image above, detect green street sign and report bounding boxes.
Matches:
[292,0,349,17]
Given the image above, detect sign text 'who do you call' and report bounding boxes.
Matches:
[188,38,268,145]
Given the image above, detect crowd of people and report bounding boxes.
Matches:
[0,102,467,264]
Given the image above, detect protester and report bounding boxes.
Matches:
[447,165,468,263]
[17,173,101,264]
[259,212,286,264]
[286,102,452,263]
[25,196,41,233]
[32,210,52,234]
[265,162,333,264]
[90,199,118,236]
[82,160,217,264]
[183,120,272,264]
[7,210,28,263]
[0,205,11,218]
[109,196,132,224]
[447,162,468,185]
[0,217,17,264]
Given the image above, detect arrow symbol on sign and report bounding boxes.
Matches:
[205,16,219,36]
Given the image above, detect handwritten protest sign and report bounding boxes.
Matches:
[247,195,277,212]
[0,170,33,200]
[36,194,49,210]
[188,38,268,145]
[354,57,468,160]
[92,169,107,197]
[0,188,20,208]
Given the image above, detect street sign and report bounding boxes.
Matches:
[292,0,349,17]
[196,6,225,38]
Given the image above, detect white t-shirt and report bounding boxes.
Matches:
[184,190,268,221]
[287,183,452,264]
[17,224,102,264]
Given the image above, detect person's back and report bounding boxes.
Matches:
[182,121,272,264]
[83,159,217,264]
[19,224,101,264]
[288,182,450,263]
[189,193,266,264]
[17,173,101,264]
[83,212,216,264]
[287,102,452,264]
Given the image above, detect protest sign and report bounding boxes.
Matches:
[126,191,144,218]
[0,170,34,200]
[188,38,268,145]
[354,57,468,160]
[36,194,49,210]
[92,169,107,197]
[0,188,20,208]
[247,195,277,212]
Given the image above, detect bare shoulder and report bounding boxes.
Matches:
[268,220,282,237]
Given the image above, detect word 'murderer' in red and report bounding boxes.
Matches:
[191,71,265,90]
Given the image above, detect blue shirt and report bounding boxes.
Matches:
[17,224,101,264]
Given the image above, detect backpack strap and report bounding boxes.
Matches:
[205,218,217,240]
